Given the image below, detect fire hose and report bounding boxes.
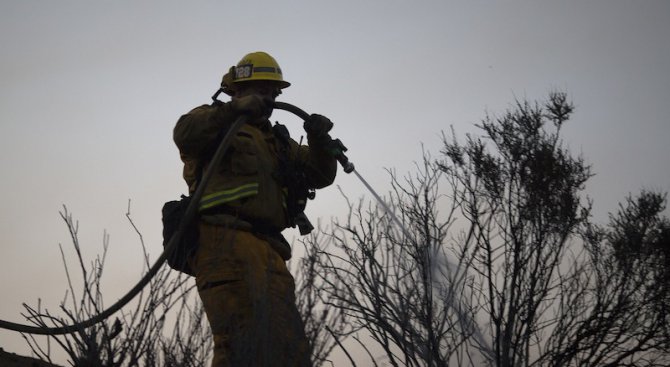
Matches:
[0,101,493,360]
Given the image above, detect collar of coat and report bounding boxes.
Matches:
[248,118,273,132]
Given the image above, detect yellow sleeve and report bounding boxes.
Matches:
[290,137,338,189]
[173,103,237,159]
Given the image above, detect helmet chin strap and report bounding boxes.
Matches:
[211,87,225,103]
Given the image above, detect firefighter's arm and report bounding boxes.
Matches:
[293,142,337,189]
[173,96,269,159]
[295,114,338,188]
[173,104,237,159]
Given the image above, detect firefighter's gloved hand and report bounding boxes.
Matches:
[231,94,272,118]
[303,114,333,139]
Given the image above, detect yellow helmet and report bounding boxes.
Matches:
[232,51,290,89]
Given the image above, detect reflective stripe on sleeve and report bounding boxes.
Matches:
[199,183,259,210]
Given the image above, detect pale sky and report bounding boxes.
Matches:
[1,1,669,364]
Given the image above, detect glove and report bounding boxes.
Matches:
[231,94,272,119]
[303,114,333,138]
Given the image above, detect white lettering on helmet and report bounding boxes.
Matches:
[235,64,253,79]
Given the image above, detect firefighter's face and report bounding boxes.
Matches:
[234,81,282,100]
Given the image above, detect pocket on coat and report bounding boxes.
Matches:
[231,132,258,176]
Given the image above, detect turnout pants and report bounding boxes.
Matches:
[192,222,311,367]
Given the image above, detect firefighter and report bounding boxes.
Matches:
[173,51,336,367]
